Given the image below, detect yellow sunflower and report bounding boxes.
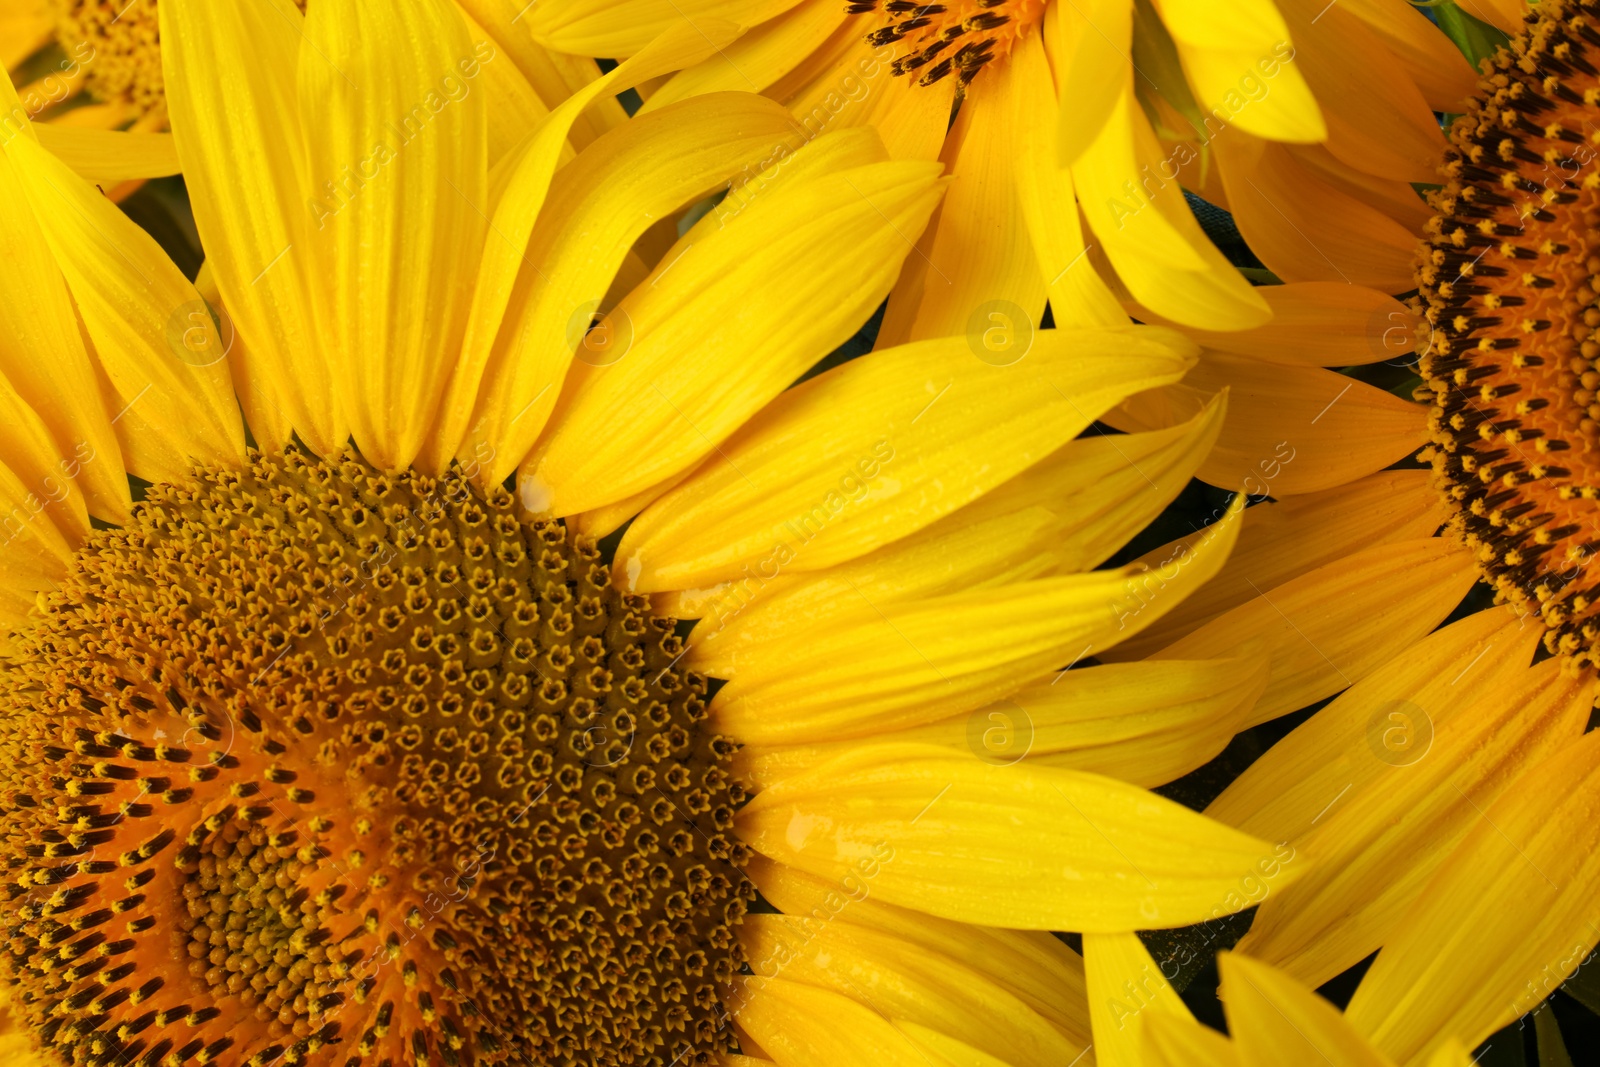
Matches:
[1045,0,1600,1056]
[0,0,639,198]
[0,0,1309,1063]
[519,0,1488,337]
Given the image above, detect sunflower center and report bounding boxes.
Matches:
[48,0,307,117]
[1418,0,1600,666]
[849,0,1046,86]
[0,448,751,1066]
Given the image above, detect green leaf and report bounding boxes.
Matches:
[1431,0,1511,71]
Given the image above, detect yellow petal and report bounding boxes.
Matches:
[1074,85,1270,330]
[452,0,623,151]
[740,914,1087,1065]
[1238,657,1592,990]
[1276,0,1445,183]
[691,395,1226,674]
[1085,931,1196,1067]
[1107,469,1449,661]
[747,855,1092,1047]
[523,154,944,516]
[450,2,554,166]
[1139,282,1423,367]
[297,0,486,471]
[1457,0,1525,36]
[0,375,89,544]
[618,325,1198,593]
[1144,1010,1239,1067]
[1214,135,1418,290]
[0,86,129,523]
[1154,537,1481,726]
[3,132,242,481]
[1346,728,1600,1061]
[1336,0,1476,112]
[642,0,850,110]
[160,0,335,454]
[1220,953,1392,1067]
[424,20,747,475]
[734,976,952,1067]
[714,498,1242,746]
[1054,0,1133,164]
[1206,607,1535,841]
[0,456,75,630]
[737,741,1299,931]
[1153,0,1325,142]
[527,0,802,56]
[440,91,794,482]
[736,652,1267,792]
[879,28,1047,344]
[1112,350,1426,496]
[33,126,179,183]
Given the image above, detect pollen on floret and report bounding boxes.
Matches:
[847,0,1046,87]
[1418,0,1600,669]
[0,448,752,1066]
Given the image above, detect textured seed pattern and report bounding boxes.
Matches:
[846,0,1044,86]
[0,448,751,1066]
[1418,0,1600,667]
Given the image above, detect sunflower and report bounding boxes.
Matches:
[0,0,640,199]
[519,0,1489,340]
[1046,0,1600,1055]
[0,0,1306,1064]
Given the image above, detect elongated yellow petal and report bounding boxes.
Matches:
[1238,658,1591,990]
[1220,954,1392,1067]
[736,653,1268,792]
[1113,351,1426,496]
[33,126,179,183]
[880,28,1046,343]
[776,34,952,163]
[714,498,1241,745]
[737,742,1298,931]
[1141,283,1422,367]
[642,0,849,110]
[1018,39,1125,329]
[1107,469,1449,661]
[0,455,75,629]
[0,375,88,544]
[734,976,949,1067]
[1206,607,1536,842]
[527,0,801,55]
[298,0,487,471]
[1215,136,1418,290]
[1054,0,1133,164]
[1155,538,1481,726]
[0,93,129,524]
[1145,1011,1238,1066]
[440,90,794,482]
[1336,0,1475,112]
[894,1024,1014,1066]
[740,915,1086,1065]
[3,133,241,481]
[747,855,1092,1047]
[1075,85,1270,330]
[1085,931,1196,1067]
[1154,0,1325,142]
[523,155,944,515]
[1276,0,1444,183]
[424,20,743,474]
[161,0,334,454]
[691,395,1225,673]
[618,325,1197,593]
[1345,728,1600,1063]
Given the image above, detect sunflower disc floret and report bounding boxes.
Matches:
[1419,0,1600,667]
[0,448,751,1066]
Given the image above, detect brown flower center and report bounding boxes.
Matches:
[1419,0,1600,666]
[849,0,1046,86]
[0,448,750,1066]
